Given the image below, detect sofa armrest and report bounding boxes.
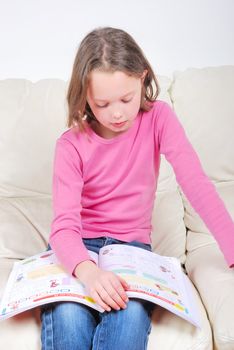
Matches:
[185,244,234,350]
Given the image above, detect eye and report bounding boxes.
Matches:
[96,104,108,108]
[95,98,132,108]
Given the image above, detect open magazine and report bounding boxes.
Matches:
[0,244,200,327]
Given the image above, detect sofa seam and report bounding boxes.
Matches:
[186,337,212,350]
[215,333,234,342]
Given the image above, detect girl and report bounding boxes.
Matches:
[40,27,234,349]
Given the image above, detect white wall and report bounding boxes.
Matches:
[0,0,234,81]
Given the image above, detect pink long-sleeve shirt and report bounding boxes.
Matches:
[49,100,234,275]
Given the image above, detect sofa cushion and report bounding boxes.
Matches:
[185,245,234,350]
[170,66,234,181]
[0,79,68,196]
[0,197,51,259]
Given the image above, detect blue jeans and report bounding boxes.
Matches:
[40,237,154,350]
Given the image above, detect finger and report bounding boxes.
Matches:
[118,276,130,292]
[111,276,128,307]
[91,290,111,312]
[96,284,124,311]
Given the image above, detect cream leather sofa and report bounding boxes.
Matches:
[1,66,234,350]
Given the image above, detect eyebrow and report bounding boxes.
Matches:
[94,91,134,102]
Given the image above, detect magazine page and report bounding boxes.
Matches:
[0,249,103,321]
[98,244,200,328]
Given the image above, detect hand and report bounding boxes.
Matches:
[74,260,129,312]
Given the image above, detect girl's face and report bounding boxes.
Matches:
[86,70,147,139]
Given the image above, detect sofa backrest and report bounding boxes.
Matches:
[0,79,69,258]
[170,66,234,254]
[1,66,233,265]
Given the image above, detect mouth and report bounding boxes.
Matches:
[111,121,127,128]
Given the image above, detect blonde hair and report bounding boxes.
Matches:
[67,27,160,132]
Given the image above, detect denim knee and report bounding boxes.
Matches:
[41,302,99,350]
[92,299,153,350]
[115,299,153,333]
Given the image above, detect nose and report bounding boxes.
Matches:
[113,112,123,121]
